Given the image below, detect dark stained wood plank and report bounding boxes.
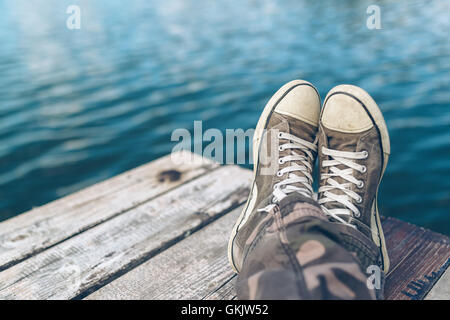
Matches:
[382,217,450,300]
[0,166,252,300]
[381,216,420,270]
[0,151,218,271]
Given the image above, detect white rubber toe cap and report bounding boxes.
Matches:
[322,88,374,133]
[274,83,320,127]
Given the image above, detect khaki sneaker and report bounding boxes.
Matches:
[318,84,390,272]
[228,80,321,273]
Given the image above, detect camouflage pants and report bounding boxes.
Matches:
[236,193,383,300]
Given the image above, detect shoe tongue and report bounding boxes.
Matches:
[273,111,318,143]
[326,131,358,153]
[320,127,361,220]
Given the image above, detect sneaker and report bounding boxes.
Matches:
[228,80,321,273]
[318,84,390,272]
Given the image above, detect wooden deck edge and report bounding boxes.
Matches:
[381,216,450,300]
[0,165,252,299]
[0,151,218,271]
[424,259,450,300]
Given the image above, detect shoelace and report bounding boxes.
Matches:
[318,146,368,227]
[258,131,317,213]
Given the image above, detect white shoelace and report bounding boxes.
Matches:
[258,132,317,213]
[318,146,368,227]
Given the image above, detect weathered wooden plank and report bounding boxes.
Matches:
[0,165,252,299]
[0,151,217,271]
[383,217,450,300]
[380,216,419,271]
[86,206,243,300]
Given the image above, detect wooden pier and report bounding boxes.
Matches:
[0,151,448,300]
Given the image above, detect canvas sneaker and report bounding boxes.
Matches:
[317,84,390,272]
[228,80,321,273]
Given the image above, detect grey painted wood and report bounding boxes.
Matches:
[425,263,450,300]
[0,165,252,299]
[0,151,217,271]
[87,205,243,300]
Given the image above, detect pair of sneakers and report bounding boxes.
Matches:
[228,80,390,274]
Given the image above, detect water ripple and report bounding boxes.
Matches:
[0,0,449,234]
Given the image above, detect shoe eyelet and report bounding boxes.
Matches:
[356,197,363,204]
[277,171,283,177]
[279,146,284,151]
[362,150,368,158]
[278,132,283,138]
[357,181,364,188]
[361,166,367,173]
[278,159,284,165]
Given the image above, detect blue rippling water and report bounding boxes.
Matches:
[0,0,449,234]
